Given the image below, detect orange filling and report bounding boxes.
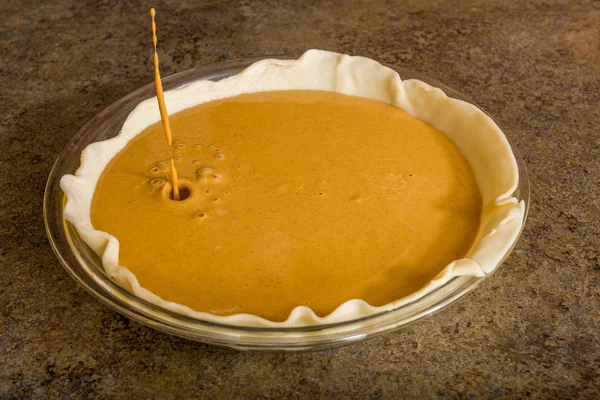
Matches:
[91,90,482,321]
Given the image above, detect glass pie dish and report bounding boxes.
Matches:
[44,56,530,351]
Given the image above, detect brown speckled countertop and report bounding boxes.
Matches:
[1,0,599,398]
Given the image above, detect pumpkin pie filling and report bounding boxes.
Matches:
[90,90,482,321]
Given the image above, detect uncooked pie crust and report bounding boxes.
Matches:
[61,50,525,327]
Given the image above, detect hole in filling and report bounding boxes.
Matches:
[168,182,191,201]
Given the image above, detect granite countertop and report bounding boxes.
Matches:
[1,0,599,398]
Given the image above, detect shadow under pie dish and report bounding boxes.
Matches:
[45,50,529,350]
